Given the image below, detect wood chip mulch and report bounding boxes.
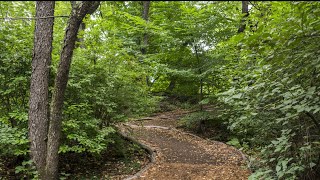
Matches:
[119,109,251,180]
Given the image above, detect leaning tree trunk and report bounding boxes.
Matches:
[71,1,87,48]
[28,1,55,179]
[45,1,100,179]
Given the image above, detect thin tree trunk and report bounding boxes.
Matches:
[141,1,150,55]
[194,45,203,111]
[200,79,203,111]
[235,1,249,89]
[45,2,100,179]
[238,1,249,33]
[28,1,55,179]
[166,78,176,93]
[306,112,320,134]
[141,1,151,86]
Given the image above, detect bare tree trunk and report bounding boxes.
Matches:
[194,45,203,111]
[141,1,150,55]
[141,1,151,86]
[71,1,87,48]
[238,1,249,33]
[200,79,203,111]
[28,1,55,179]
[45,2,100,179]
[166,78,176,93]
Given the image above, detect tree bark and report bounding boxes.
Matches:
[306,112,320,134]
[194,45,203,111]
[45,1,100,179]
[71,1,88,48]
[28,1,55,179]
[141,1,150,55]
[166,78,176,93]
[141,1,151,86]
[238,1,249,33]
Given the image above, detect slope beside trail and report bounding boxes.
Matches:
[118,109,251,180]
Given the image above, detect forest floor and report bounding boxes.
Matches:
[118,108,251,180]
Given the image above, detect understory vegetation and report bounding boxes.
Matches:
[0,1,319,179]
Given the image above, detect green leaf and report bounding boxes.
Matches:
[232,93,242,99]
[310,162,316,168]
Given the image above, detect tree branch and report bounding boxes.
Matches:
[248,1,261,11]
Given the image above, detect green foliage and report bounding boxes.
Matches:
[111,134,145,163]
[226,138,242,149]
[180,111,213,130]
[15,160,39,180]
[0,1,159,175]
[179,110,229,141]
[0,1,34,159]
[0,1,33,130]
[143,1,241,100]
[0,124,29,156]
[66,32,159,121]
[213,1,320,179]
[60,103,115,154]
[57,0,160,155]
[1,1,320,179]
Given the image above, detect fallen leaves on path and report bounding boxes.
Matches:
[120,109,251,180]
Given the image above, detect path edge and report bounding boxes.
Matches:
[123,123,251,172]
[116,124,158,180]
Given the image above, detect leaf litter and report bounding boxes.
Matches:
[120,108,251,180]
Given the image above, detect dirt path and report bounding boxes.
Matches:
[118,109,251,180]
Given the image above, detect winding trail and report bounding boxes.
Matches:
[118,109,251,180]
